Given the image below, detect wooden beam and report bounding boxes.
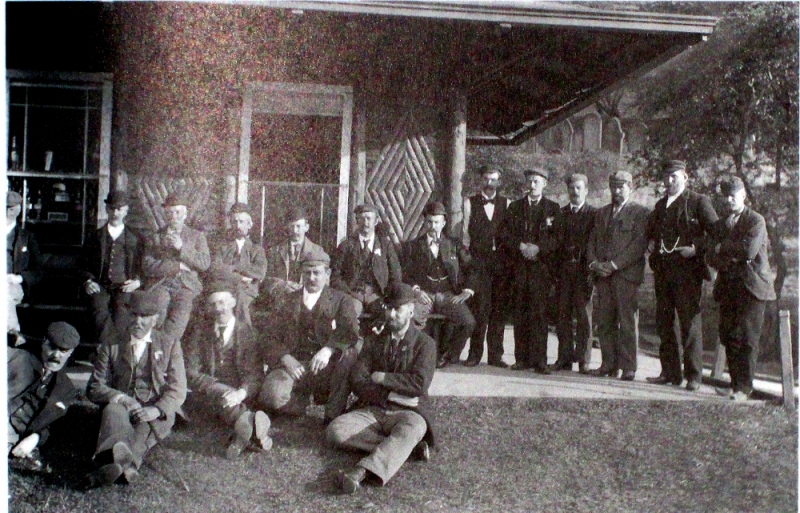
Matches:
[712,337,726,380]
[447,92,467,239]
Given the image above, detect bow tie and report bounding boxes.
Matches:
[482,197,495,205]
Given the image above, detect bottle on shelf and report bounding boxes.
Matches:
[9,136,19,170]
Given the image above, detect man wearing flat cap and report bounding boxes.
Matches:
[6,190,43,341]
[586,171,650,381]
[142,189,210,339]
[183,279,272,459]
[551,174,598,374]
[208,202,267,325]
[86,289,187,487]
[264,207,325,308]
[709,176,775,401]
[401,201,477,369]
[331,203,402,316]
[645,160,718,390]
[82,190,143,335]
[497,167,562,374]
[461,166,513,368]
[328,282,436,494]
[8,322,81,472]
[259,246,360,423]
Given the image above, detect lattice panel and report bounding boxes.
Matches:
[130,176,216,233]
[366,112,440,243]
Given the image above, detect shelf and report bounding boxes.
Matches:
[6,171,100,179]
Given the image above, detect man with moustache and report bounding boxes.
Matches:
[645,160,718,390]
[461,166,512,368]
[142,190,210,339]
[586,171,650,381]
[208,202,267,325]
[8,322,81,471]
[551,174,597,374]
[331,203,402,316]
[710,176,776,401]
[498,168,562,374]
[327,283,435,494]
[401,201,476,369]
[86,289,186,487]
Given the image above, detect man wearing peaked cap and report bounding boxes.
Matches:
[331,203,402,317]
[401,201,477,369]
[6,190,43,338]
[327,281,436,494]
[259,244,361,423]
[82,189,144,338]
[85,288,187,487]
[586,170,650,381]
[142,189,210,340]
[8,322,81,472]
[207,201,267,325]
[498,166,562,374]
[645,159,718,390]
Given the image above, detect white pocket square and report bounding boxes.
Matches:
[55,402,66,410]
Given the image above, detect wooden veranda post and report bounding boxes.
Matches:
[779,310,796,412]
[447,92,467,239]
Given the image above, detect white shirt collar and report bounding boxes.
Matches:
[6,222,16,236]
[358,234,374,251]
[528,195,542,206]
[302,287,323,310]
[569,202,585,212]
[215,316,236,345]
[107,223,125,240]
[613,198,630,212]
[665,186,685,208]
[481,192,497,201]
[131,331,153,345]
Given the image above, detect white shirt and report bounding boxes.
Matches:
[6,222,16,236]
[107,223,124,241]
[665,186,685,209]
[130,331,153,363]
[482,192,497,221]
[569,202,585,213]
[235,238,246,253]
[214,317,236,346]
[426,233,441,259]
[358,234,374,252]
[303,287,323,310]
[528,196,542,207]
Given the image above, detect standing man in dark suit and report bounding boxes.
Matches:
[8,322,81,471]
[401,201,476,369]
[645,160,718,390]
[82,190,143,334]
[499,168,562,374]
[259,246,360,423]
[184,280,272,459]
[587,171,650,381]
[142,190,210,340]
[327,283,435,494]
[208,202,267,325]
[331,203,402,316]
[461,166,511,368]
[710,176,776,401]
[552,174,597,374]
[86,289,186,487]
[6,190,43,341]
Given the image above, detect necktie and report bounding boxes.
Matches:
[572,206,579,214]
[362,239,371,257]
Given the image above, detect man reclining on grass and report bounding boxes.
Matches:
[327,283,435,494]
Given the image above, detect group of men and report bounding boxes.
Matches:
[6,158,776,493]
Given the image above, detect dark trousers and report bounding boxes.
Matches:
[594,274,639,372]
[512,263,551,369]
[719,294,766,395]
[414,292,476,362]
[89,288,134,338]
[468,266,511,363]
[94,403,156,470]
[156,280,199,340]
[654,265,704,382]
[185,382,251,430]
[555,263,593,365]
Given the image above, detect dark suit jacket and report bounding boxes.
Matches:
[209,233,267,298]
[9,226,43,294]
[647,189,718,280]
[264,237,325,296]
[184,318,263,399]
[498,196,563,271]
[7,347,79,443]
[331,234,402,296]
[82,224,143,284]
[350,324,436,446]
[710,207,776,302]
[266,285,360,368]
[143,225,210,294]
[587,200,650,285]
[87,325,187,441]
[401,234,477,294]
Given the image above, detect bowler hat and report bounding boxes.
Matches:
[384,283,417,309]
[477,165,502,176]
[285,207,309,224]
[229,202,251,217]
[524,168,549,180]
[46,322,81,350]
[354,204,379,215]
[719,176,745,195]
[609,171,633,186]
[126,290,167,317]
[565,173,588,186]
[662,160,687,175]
[105,190,130,209]
[422,201,447,217]
[299,245,330,267]
[164,190,191,208]
[6,190,22,207]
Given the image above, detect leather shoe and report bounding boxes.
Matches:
[646,375,681,386]
[578,363,591,375]
[413,440,430,462]
[620,370,635,381]
[463,359,480,368]
[509,362,531,371]
[533,366,552,375]
[488,360,509,368]
[436,355,450,369]
[86,463,123,489]
[686,380,701,392]
[589,367,616,377]
[714,386,733,398]
[549,361,572,372]
[337,466,366,494]
[227,411,255,459]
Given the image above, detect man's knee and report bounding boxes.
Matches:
[259,370,294,410]
[325,417,351,447]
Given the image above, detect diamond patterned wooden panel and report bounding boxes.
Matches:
[366,112,440,243]
[130,176,215,232]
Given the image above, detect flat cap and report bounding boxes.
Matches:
[422,201,447,217]
[285,207,309,224]
[229,202,251,217]
[46,322,81,350]
[126,290,168,317]
[384,283,417,309]
[524,168,549,180]
[7,190,22,206]
[565,173,588,186]
[662,160,687,175]
[609,171,633,185]
[354,203,379,215]
[299,245,330,267]
[477,165,502,176]
[719,176,745,195]
[163,190,191,207]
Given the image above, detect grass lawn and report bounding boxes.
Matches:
[10,398,797,513]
